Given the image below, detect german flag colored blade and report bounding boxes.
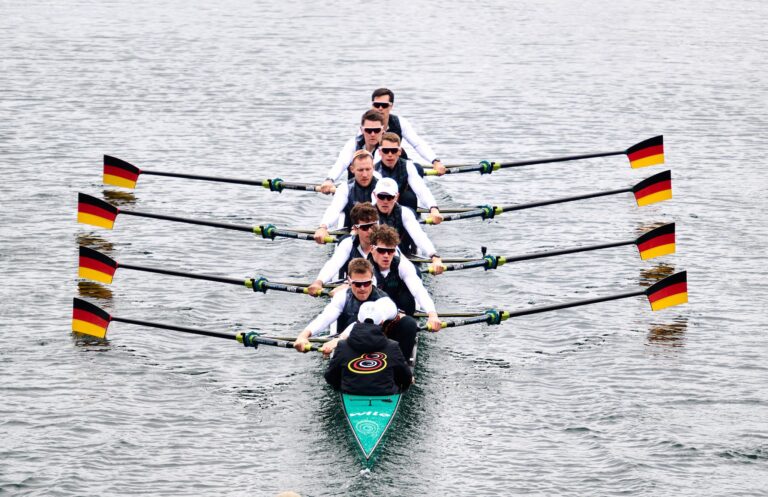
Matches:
[72,298,112,338]
[633,170,672,207]
[645,271,688,311]
[635,223,676,260]
[626,135,664,168]
[79,246,118,284]
[104,155,141,189]
[78,193,118,229]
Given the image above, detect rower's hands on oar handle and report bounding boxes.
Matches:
[426,312,442,332]
[307,279,325,297]
[429,255,444,275]
[427,207,443,225]
[293,330,313,353]
[319,180,336,195]
[320,338,340,357]
[313,225,330,244]
[431,159,446,176]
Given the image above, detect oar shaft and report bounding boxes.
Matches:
[119,262,246,286]
[121,209,254,233]
[142,169,265,187]
[502,239,632,264]
[111,316,236,340]
[497,187,633,213]
[506,289,646,319]
[497,150,625,168]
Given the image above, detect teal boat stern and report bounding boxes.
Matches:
[341,393,402,460]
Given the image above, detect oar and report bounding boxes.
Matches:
[103,155,331,193]
[423,135,664,176]
[421,170,672,225]
[426,223,675,274]
[418,271,688,331]
[77,192,338,243]
[78,246,333,297]
[72,298,321,352]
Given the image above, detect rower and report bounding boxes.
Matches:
[377,131,443,224]
[293,258,417,360]
[373,178,444,275]
[324,299,413,396]
[369,225,442,332]
[307,202,379,297]
[314,150,377,243]
[320,109,386,194]
[370,88,446,175]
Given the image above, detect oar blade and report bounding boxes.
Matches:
[626,135,664,168]
[72,298,112,338]
[635,223,676,260]
[78,193,118,229]
[104,155,141,189]
[79,246,118,284]
[632,170,672,207]
[645,271,688,311]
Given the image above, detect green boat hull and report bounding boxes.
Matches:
[340,392,402,461]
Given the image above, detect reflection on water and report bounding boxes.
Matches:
[646,318,688,347]
[102,189,136,207]
[76,233,115,254]
[639,262,677,287]
[634,220,670,237]
[76,280,114,300]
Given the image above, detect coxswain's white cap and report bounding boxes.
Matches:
[372,177,398,197]
[358,301,383,324]
[375,298,398,322]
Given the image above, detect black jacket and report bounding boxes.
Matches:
[324,322,413,395]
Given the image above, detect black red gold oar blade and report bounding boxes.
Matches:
[632,170,672,207]
[72,298,112,338]
[645,271,688,311]
[635,223,676,260]
[78,193,118,229]
[626,135,664,168]
[104,155,141,189]
[79,246,118,284]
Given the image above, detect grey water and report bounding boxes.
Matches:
[1,0,767,495]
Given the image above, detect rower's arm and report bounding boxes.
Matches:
[405,161,438,210]
[401,206,437,257]
[305,291,346,336]
[319,182,350,229]
[399,116,438,164]
[399,258,437,314]
[316,237,354,283]
[325,136,357,183]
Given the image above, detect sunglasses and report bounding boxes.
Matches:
[376,193,396,201]
[381,147,400,155]
[349,279,373,288]
[374,247,397,255]
[363,127,383,134]
[372,102,391,109]
[354,222,377,231]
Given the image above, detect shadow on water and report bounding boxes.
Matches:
[646,317,688,347]
[76,281,114,300]
[76,233,115,253]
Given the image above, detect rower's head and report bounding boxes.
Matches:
[357,298,397,325]
[370,225,400,270]
[359,109,386,149]
[372,177,399,215]
[350,149,375,188]
[380,132,402,168]
[350,202,379,245]
[347,258,375,301]
[371,88,394,120]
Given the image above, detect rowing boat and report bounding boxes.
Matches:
[340,338,418,463]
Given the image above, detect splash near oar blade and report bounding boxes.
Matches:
[72,298,112,338]
[636,223,676,260]
[78,193,118,229]
[79,246,118,284]
[626,135,664,168]
[104,155,141,188]
[645,271,688,311]
[632,170,672,206]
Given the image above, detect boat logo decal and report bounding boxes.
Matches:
[348,352,387,374]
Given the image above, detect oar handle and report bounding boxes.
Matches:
[237,332,321,351]
[261,178,326,193]
[247,277,331,297]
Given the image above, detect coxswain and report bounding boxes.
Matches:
[377,131,443,224]
[320,110,386,194]
[293,258,418,360]
[314,150,378,243]
[368,225,442,332]
[372,178,444,274]
[324,299,413,396]
[307,202,379,297]
[369,88,446,175]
